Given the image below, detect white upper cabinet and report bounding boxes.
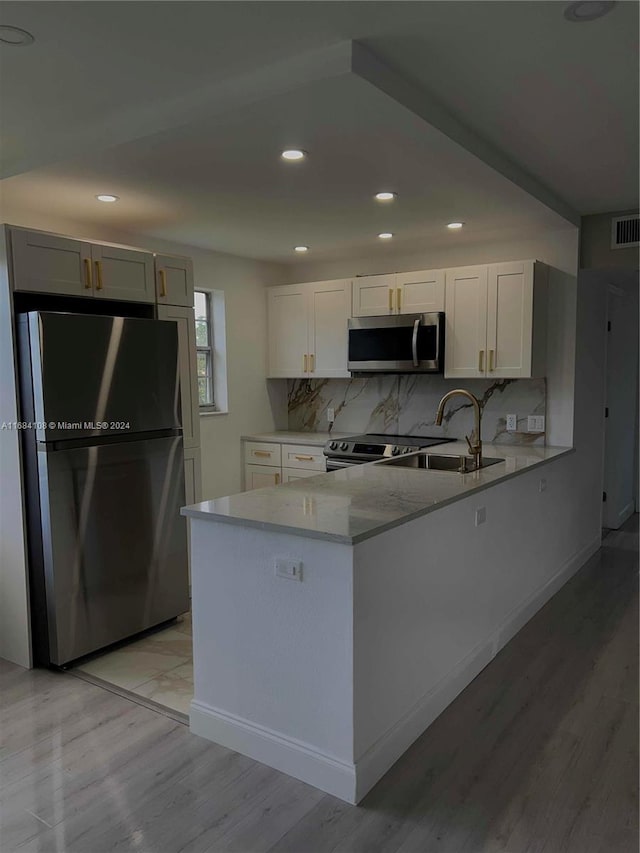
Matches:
[10,229,92,296]
[91,244,155,303]
[445,260,547,379]
[395,269,445,314]
[155,254,194,307]
[352,274,397,316]
[444,266,489,379]
[268,280,351,378]
[10,228,154,303]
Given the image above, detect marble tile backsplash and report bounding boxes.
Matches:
[287,376,546,445]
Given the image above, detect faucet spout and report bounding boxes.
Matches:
[435,389,483,468]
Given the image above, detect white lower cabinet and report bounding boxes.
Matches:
[242,439,326,490]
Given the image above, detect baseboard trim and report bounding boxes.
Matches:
[190,700,357,803]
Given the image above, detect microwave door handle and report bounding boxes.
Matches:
[412,318,420,367]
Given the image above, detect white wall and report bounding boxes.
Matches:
[284,225,580,447]
[0,210,288,500]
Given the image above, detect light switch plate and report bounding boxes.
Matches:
[506,414,518,432]
[475,506,487,526]
[275,558,303,582]
[527,415,545,433]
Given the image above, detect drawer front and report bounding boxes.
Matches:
[244,441,282,467]
[282,444,326,471]
[282,467,321,483]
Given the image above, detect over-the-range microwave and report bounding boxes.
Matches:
[348,312,445,373]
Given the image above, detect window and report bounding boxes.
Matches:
[194,290,214,409]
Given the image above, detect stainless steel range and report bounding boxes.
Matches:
[323,433,454,471]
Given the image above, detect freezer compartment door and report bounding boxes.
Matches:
[24,311,181,442]
[36,435,189,665]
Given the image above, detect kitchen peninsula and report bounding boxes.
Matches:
[183,441,581,804]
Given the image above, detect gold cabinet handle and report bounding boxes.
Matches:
[397,287,402,311]
[489,349,495,371]
[83,258,92,290]
[94,260,103,291]
[275,473,280,485]
[159,269,167,298]
[253,450,272,458]
[303,354,308,373]
[309,353,315,372]
[479,350,485,372]
[389,289,394,312]
[295,455,314,461]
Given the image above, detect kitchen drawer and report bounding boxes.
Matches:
[282,467,322,483]
[281,444,326,471]
[244,441,282,467]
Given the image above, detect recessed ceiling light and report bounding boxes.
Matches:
[95,194,119,203]
[281,149,307,161]
[374,192,397,202]
[0,25,35,46]
[447,222,464,229]
[378,233,394,240]
[564,1,615,21]
[294,246,309,253]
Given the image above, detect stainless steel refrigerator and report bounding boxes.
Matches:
[18,311,190,667]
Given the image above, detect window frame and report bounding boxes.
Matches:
[194,289,216,412]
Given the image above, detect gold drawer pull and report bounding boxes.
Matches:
[309,353,315,372]
[95,259,103,291]
[159,269,167,298]
[83,258,92,289]
[295,455,314,461]
[489,349,495,371]
[388,289,394,311]
[275,473,280,485]
[397,287,402,311]
[303,354,308,373]
[479,350,484,372]
[253,450,272,458]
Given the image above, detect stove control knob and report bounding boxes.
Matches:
[339,442,349,451]
[329,441,338,451]
[391,446,401,455]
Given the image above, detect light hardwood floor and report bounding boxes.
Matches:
[1,516,637,853]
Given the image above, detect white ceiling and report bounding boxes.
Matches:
[0,1,637,262]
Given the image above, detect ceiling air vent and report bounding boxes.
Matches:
[611,214,639,249]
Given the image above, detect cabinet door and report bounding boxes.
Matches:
[396,269,445,315]
[486,261,534,378]
[157,305,201,449]
[352,274,397,317]
[308,280,351,378]
[244,464,281,490]
[184,447,202,505]
[10,228,92,296]
[444,266,488,379]
[92,245,155,303]
[267,285,309,378]
[281,444,326,471]
[156,255,194,307]
[282,467,320,483]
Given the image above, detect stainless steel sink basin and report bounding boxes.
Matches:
[382,453,504,472]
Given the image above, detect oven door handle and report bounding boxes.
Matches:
[326,458,369,471]
[412,317,420,367]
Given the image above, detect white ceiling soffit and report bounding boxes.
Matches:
[0,61,571,262]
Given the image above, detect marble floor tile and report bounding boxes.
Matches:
[133,668,194,716]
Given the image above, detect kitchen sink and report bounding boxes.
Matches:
[382,452,504,472]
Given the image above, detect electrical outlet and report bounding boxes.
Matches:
[527,415,545,433]
[275,558,303,582]
[327,407,335,424]
[475,506,487,527]
[506,414,518,432]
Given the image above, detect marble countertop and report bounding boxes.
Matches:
[241,430,350,446]
[183,442,574,545]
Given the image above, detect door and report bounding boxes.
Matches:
[25,312,181,442]
[11,228,92,296]
[267,285,309,377]
[156,255,194,307]
[308,280,351,378]
[92,244,155,303]
[352,274,397,316]
[37,434,189,665]
[486,262,533,378]
[396,270,445,315]
[444,266,488,378]
[157,305,200,449]
[244,464,281,489]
